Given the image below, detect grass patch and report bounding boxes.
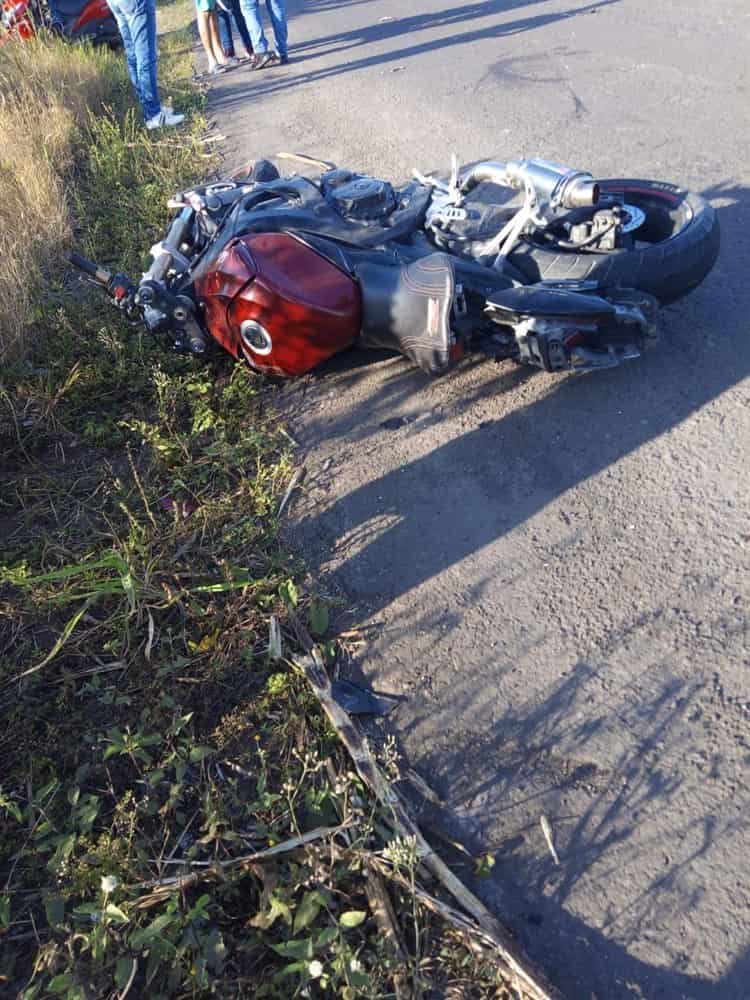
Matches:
[0,11,198,362]
[0,7,537,999]
[0,37,125,361]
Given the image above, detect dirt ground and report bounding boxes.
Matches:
[205,1,750,995]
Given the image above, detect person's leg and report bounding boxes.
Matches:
[195,3,228,71]
[238,0,268,55]
[107,0,140,96]
[195,6,216,69]
[109,0,161,119]
[216,2,234,57]
[206,8,230,65]
[227,0,252,57]
[136,0,161,117]
[110,0,182,127]
[266,0,287,59]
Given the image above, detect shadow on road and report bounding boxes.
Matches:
[287,184,750,999]
[209,0,619,110]
[407,663,750,999]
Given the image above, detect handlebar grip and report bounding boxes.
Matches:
[69,252,112,287]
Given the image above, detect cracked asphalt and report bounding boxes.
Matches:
[203,0,750,995]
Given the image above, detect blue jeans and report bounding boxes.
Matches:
[217,0,253,56]
[238,0,287,58]
[107,0,160,120]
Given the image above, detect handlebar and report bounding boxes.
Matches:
[69,251,136,308]
[68,246,207,354]
[69,251,114,288]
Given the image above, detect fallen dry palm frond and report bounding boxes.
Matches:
[364,864,410,1000]
[289,614,560,1000]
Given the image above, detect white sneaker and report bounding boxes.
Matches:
[145,109,185,130]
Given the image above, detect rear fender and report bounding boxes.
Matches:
[485,284,615,324]
[485,284,656,372]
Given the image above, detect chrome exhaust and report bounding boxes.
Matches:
[459,158,600,210]
[505,159,600,209]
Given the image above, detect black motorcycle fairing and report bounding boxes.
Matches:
[356,254,457,375]
[289,229,518,365]
[185,172,534,307]
[188,176,435,285]
[53,0,94,16]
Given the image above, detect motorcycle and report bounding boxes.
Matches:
[0,0,120,47]
[70,154,719,378]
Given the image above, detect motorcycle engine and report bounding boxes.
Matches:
[322,169,397,223]
[426,183,524,259]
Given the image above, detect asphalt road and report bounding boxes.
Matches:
[204,2,750,996]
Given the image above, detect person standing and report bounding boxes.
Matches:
[239,0,288,68]
[216,0,253,61]
[106,0,184,129]
[195,0,236,75]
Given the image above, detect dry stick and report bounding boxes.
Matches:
[540,815,560,867]
[324,758,410,1000]
[117,957,138,1000]
[131,823,348,908]
[289,614,559,1000]
[368,852,541,998]
[370,855,508,956]
[278,465,306,517]
[276,151,337,171]
[365,865,411,1000]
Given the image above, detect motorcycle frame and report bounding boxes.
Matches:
[70,158,659,374]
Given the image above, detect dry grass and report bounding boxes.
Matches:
[0,36,128,362]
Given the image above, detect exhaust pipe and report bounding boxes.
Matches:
[505,159,600,209]
[459,159,599,209]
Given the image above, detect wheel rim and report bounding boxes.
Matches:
[596,182,694,247]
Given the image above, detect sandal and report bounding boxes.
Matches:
[251,51,275,70]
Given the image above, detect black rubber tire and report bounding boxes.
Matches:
[508,179,720,304]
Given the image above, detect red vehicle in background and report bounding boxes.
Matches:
[0,0,120,47]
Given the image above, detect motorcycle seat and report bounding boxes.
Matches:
[355,254,456,375]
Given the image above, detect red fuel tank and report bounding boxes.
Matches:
[195,232,362,376]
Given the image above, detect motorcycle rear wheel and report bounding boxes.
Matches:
[508,179,719,304]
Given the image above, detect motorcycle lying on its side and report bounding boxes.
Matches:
[0,0,120,47]
[70,154,719,379]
